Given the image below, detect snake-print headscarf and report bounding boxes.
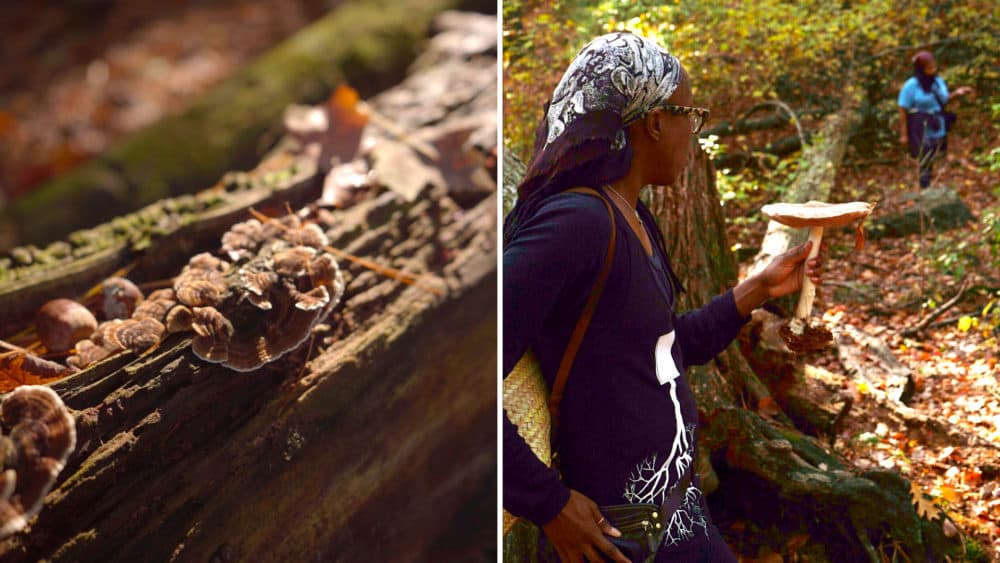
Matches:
[505,32,683,243]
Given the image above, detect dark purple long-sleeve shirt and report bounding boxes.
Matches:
[503,189,749,553]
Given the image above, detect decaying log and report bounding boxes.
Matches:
[0,12,497,561]
[0,154,323,335]
[2,190,496,563]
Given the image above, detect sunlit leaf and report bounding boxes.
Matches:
[0,353,68,393]
[911,482,943,521]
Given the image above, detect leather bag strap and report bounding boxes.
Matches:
[548,187,616,442]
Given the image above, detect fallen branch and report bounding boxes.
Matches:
[899,277,970,337]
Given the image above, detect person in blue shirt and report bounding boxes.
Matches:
[897,51,972,188]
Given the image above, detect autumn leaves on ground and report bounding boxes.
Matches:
[505,1,999,561]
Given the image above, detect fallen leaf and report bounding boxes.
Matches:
[0,353,68,392]
[938,485,960,504]
[911,482,943,521]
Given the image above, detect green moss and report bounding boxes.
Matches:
[954,537,992,563]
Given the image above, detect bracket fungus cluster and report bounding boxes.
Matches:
[761,200,874,353]
[0,385,76,539]
[67,212,344,372]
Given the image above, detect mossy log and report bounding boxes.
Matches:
[0,154,322,335]
[2,0,491,250]
[0,186,496,562]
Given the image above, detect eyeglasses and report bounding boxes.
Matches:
[662,104,710,134]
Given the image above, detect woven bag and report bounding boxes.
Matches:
[502,351,551,533]
[502,187,616,534]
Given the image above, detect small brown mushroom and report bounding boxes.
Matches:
[238,269,275,310]
[0,385,76,539]
[175,254,229,307]
[132,289,178,323]
[100,277,144,320]
[35,299,98,354]
[187,252,228,273]
[165,305,194,334]
[761,200,874,353]
[221,219,266,261]
[113,318,166,352]
[291,286,330,311]
[271,246,317,278]
[189,307,234,364]
[282,223,328,250]
[175,279,225,308]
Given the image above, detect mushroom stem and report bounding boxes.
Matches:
[794,225,824,319]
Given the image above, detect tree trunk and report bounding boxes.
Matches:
[642,141,956,562]
[0,14,497,562]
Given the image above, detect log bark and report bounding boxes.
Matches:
[1,0,493,251]
[0,13,497,561]
[0,191,496,562]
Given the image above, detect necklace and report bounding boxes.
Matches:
[604,185,641,222]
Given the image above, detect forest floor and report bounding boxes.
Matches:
[728,126,1000,561]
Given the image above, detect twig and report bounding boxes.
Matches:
[899,277,971,336]
[0,339,28,354]
[763,100,808,149]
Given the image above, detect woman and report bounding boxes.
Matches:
[503,32,824,562]
[897,50,972,189]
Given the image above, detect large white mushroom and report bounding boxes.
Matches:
[761,200,874,352]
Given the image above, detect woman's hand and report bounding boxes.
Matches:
[953,86,973,98]
[759,240,825,299]
[734,241,825,317]
[542,490,630,563]
[899,132,909,147]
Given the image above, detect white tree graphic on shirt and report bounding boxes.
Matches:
[622,329,709,546]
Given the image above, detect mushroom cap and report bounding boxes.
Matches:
[221,234,344,372]
[113,318,166,352]
[761,201,874,229]
[100,277,144,320]
[132,289,178,324]
[0,385,76,539]
[165,305,195,334]
[221,219,267,261]
[189,307,234,364]
[35,299,98,354]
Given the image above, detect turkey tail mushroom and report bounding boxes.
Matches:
[0,386,76,539]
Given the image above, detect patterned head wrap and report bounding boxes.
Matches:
[505,32,684,243]
[544,32,683,151]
